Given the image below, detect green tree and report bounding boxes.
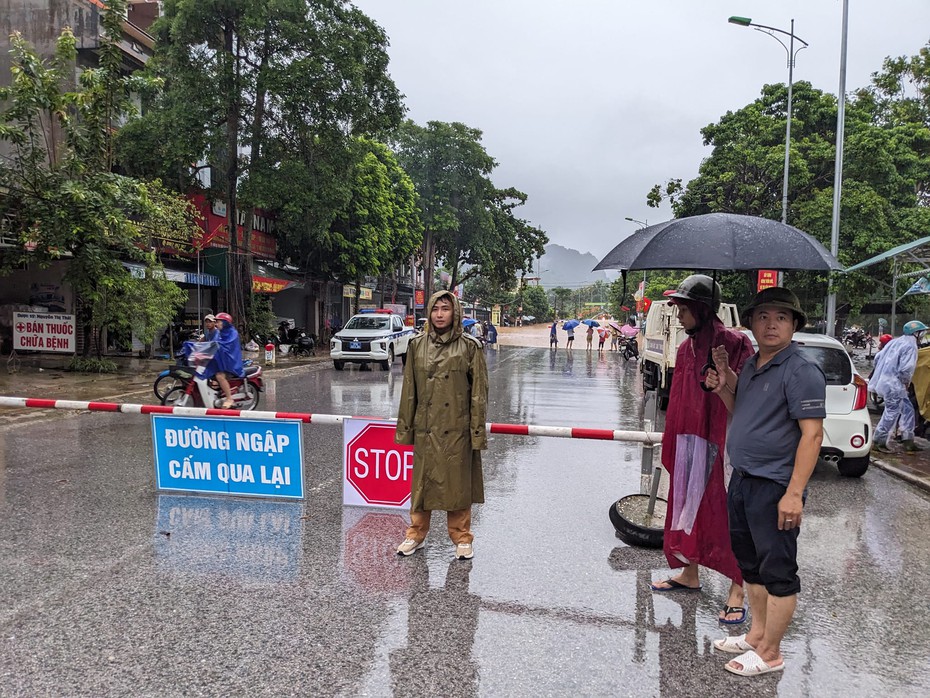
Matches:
[118,0,403,326]
[648,77,930,314]
[520,285,550,323]
[394,120,547,297]
[0,7,196,356]
[549,287,574,317]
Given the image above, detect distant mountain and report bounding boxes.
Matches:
[532,244,618,290]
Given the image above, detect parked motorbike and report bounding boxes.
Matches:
[621,336,639,361]
[159,322,201,351]
[842,327,873,350]
[160,342,263,410]
[277,320,316,356]
[287,332,316,357]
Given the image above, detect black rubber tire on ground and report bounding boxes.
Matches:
[162,386,192,407]
[381,347,394,371]
[333,360,345,371]
[240,381,260,410]
[837,455,870,478]
[154,374,187,401]
[609,495,667,548]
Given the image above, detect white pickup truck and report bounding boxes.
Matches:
[640,300,740,409]
[330,310,416,371]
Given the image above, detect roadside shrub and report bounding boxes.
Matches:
[67,357,119,374]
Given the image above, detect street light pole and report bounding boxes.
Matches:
[624,217,648,315]
[825,0,850,338]
[728,16,808,225]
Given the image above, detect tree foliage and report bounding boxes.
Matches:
[647,69,930,316]
[117,0,404,325]
[394,120,548,297]
[0,4,196,355]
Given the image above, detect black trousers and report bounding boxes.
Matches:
[728,470,801,597]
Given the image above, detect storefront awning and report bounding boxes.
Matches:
[253,261,305,294]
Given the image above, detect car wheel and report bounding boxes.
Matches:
[333,360,345,371]
[837,454,870,478]
[380,346,394,371]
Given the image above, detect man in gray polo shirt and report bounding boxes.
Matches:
[704,287,825,678]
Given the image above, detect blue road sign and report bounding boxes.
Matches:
[151,415,304,499]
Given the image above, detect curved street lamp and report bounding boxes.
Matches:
[728,16,808,225]
[624,216,648,229]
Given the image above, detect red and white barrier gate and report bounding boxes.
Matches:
[0,396,663,444]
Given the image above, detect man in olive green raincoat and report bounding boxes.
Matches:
[395,290,489,560]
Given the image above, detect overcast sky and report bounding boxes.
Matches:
[352,0,930,262]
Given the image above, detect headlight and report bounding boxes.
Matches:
[331,341,338,350]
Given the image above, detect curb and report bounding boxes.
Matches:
[870,456,930,495]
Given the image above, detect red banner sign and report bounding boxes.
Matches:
[757,270,778,292]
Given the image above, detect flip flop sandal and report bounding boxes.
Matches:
[719,605,747,625]
[724,650,785,677]
[713,634,755,654]
[649,578,702,592]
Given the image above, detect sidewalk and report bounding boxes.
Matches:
[0,350,329,426]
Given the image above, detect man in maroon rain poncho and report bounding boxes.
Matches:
[649,275,755,625]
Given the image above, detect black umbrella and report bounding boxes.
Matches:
[594,213,842,272]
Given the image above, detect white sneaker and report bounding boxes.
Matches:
[396,538,425,556]
[455,542,474,560]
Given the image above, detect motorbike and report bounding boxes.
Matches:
[278,320,316,356]
[621,336,639,361]
[843,327,873,350]
[154,357,253,401]
[159,322,201,351]
[160,342,263,410]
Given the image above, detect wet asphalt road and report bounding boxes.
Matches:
[1,345,929,696]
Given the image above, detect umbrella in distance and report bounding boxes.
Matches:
[562,319,580,331]
[594,213,843,273]
[462,318,478,328]
[580,319,600,327]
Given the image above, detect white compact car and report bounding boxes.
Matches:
[330,310,415,371]
[741,331,872,477]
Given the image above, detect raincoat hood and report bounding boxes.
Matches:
[426,290,463,342]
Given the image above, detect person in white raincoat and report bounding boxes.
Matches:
[871,320,928,452]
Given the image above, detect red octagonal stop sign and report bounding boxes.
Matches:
[345,423,413,506]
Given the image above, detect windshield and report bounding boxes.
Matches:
[344,316,391,331]
[796,345,853,386]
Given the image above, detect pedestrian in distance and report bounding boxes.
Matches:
[705,286,826,677]
[870,320,928,453]
[585,324,594,351]
[485,321,498,350]
[610,328,620,352]
[649,275,754,628]
[597,326,608,352]
[549,319,559,349]
[566,324,575,350]
[395,290,489,561]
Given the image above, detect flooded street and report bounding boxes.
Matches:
[1,332,928,696]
